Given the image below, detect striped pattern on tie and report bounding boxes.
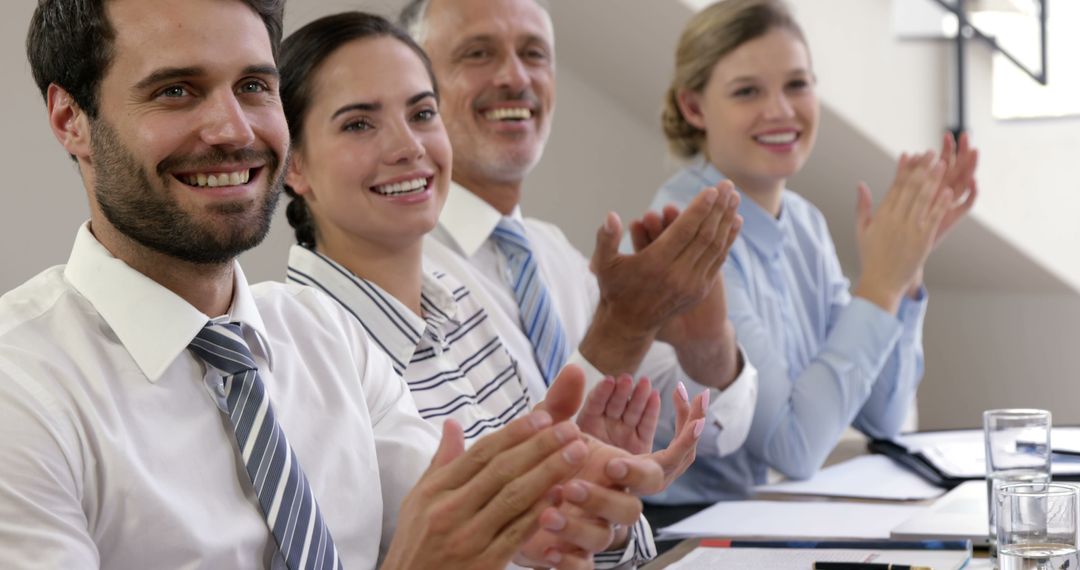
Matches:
[491,218,568,385]
[189,322,342,570]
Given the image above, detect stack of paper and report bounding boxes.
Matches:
[658,501,926,540]
[755,455,945,501]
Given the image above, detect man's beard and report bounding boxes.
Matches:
[89,119,283,265]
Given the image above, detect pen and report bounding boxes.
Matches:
[812,563,932,570]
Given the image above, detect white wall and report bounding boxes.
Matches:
[5,0,1080,431]
[2,1,88,291]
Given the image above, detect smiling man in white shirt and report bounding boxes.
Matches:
[0,0,654,568]
[399,0,759,481]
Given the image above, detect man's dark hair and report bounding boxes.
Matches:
[26,0,285,119]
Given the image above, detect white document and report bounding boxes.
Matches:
[666,547,970,570]
[895,428,1080,478]
[657,500,926,540]
[755,455,945,501]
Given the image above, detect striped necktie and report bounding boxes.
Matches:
[188,322,342,570]
[491,218,568,385]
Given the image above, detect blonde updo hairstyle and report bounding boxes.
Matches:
[662,0,807,159]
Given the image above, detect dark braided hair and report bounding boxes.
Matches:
[279,11,438,248]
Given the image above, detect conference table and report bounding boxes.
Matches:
[640,437,993,569]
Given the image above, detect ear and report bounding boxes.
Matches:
[675,88,707,131]
[47,84,92,160]
[285,149,315,199]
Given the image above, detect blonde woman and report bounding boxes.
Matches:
[640,0,977,503]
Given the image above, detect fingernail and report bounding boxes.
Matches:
[545,548,563,565]
[704,189,718,205]
[603,214,615,233]
[693,419,705,438]
[564,481,589,503]
[542,510,567,532]
[607,459,629,480]
[529,411,553,430]
[727,192,738,208]
[554,421,578,444]
[699,392,710,414]
[563,441,588,464]
[676,381,688,402]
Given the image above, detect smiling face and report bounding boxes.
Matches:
[84,0,288,264]
[679,27,818,196]
[287,36,451,254]
[421,0,555,192]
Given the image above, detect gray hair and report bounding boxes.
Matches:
[397,0,433,43]
[397,0,552,45]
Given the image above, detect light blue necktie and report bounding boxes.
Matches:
[492,218,568,385]
[189,322,342,570]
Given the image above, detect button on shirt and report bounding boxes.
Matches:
[0,224,439,569]
[425,183,759,463]
[286,245,654,568]
[643,157,926,502]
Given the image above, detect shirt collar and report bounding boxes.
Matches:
[287,245,462,371]
[737,191,787,260]
[63,222,274,383]
[686,155,787,260]
[436,181,522,257]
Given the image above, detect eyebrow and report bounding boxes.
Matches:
[330,91,437,120]
[725,68,811,87]
[134,64,279,90]
[454,33,551,51]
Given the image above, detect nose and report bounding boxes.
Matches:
[199,90,256,149]
[495,53,530,93]
[383,119,425,165]
[763,91,796,120]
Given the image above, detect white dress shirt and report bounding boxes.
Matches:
[425,183,759,461]
[0,224,438,569]
[285,244,655,568]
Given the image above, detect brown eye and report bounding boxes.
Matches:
[343,119,374,132]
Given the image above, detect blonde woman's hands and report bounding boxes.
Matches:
[853,152,953,314]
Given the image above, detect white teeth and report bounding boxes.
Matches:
[182,169,252,188]
[756,132,798,144]
[484,107,532,121]
[372,177,428,196]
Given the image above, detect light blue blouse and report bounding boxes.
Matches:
[647,156,926,504]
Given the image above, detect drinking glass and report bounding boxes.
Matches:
[984,408,1052,563]
[996,482,1078,570]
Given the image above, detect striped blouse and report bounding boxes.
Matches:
[287,245,531,441]
[286,245,655,568]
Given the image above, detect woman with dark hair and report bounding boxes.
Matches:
[641,0,978,503]
[276,12,706,568]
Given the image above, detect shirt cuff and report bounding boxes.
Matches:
[897,287,928,331]
[702,346,757,456]
[593,515,656,569]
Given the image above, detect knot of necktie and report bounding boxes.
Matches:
[188,321,257,377]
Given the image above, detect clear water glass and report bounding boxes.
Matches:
[984,408,1052,564]
[996,482,1078,570]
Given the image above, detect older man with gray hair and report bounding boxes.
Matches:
[402,0,760,558]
